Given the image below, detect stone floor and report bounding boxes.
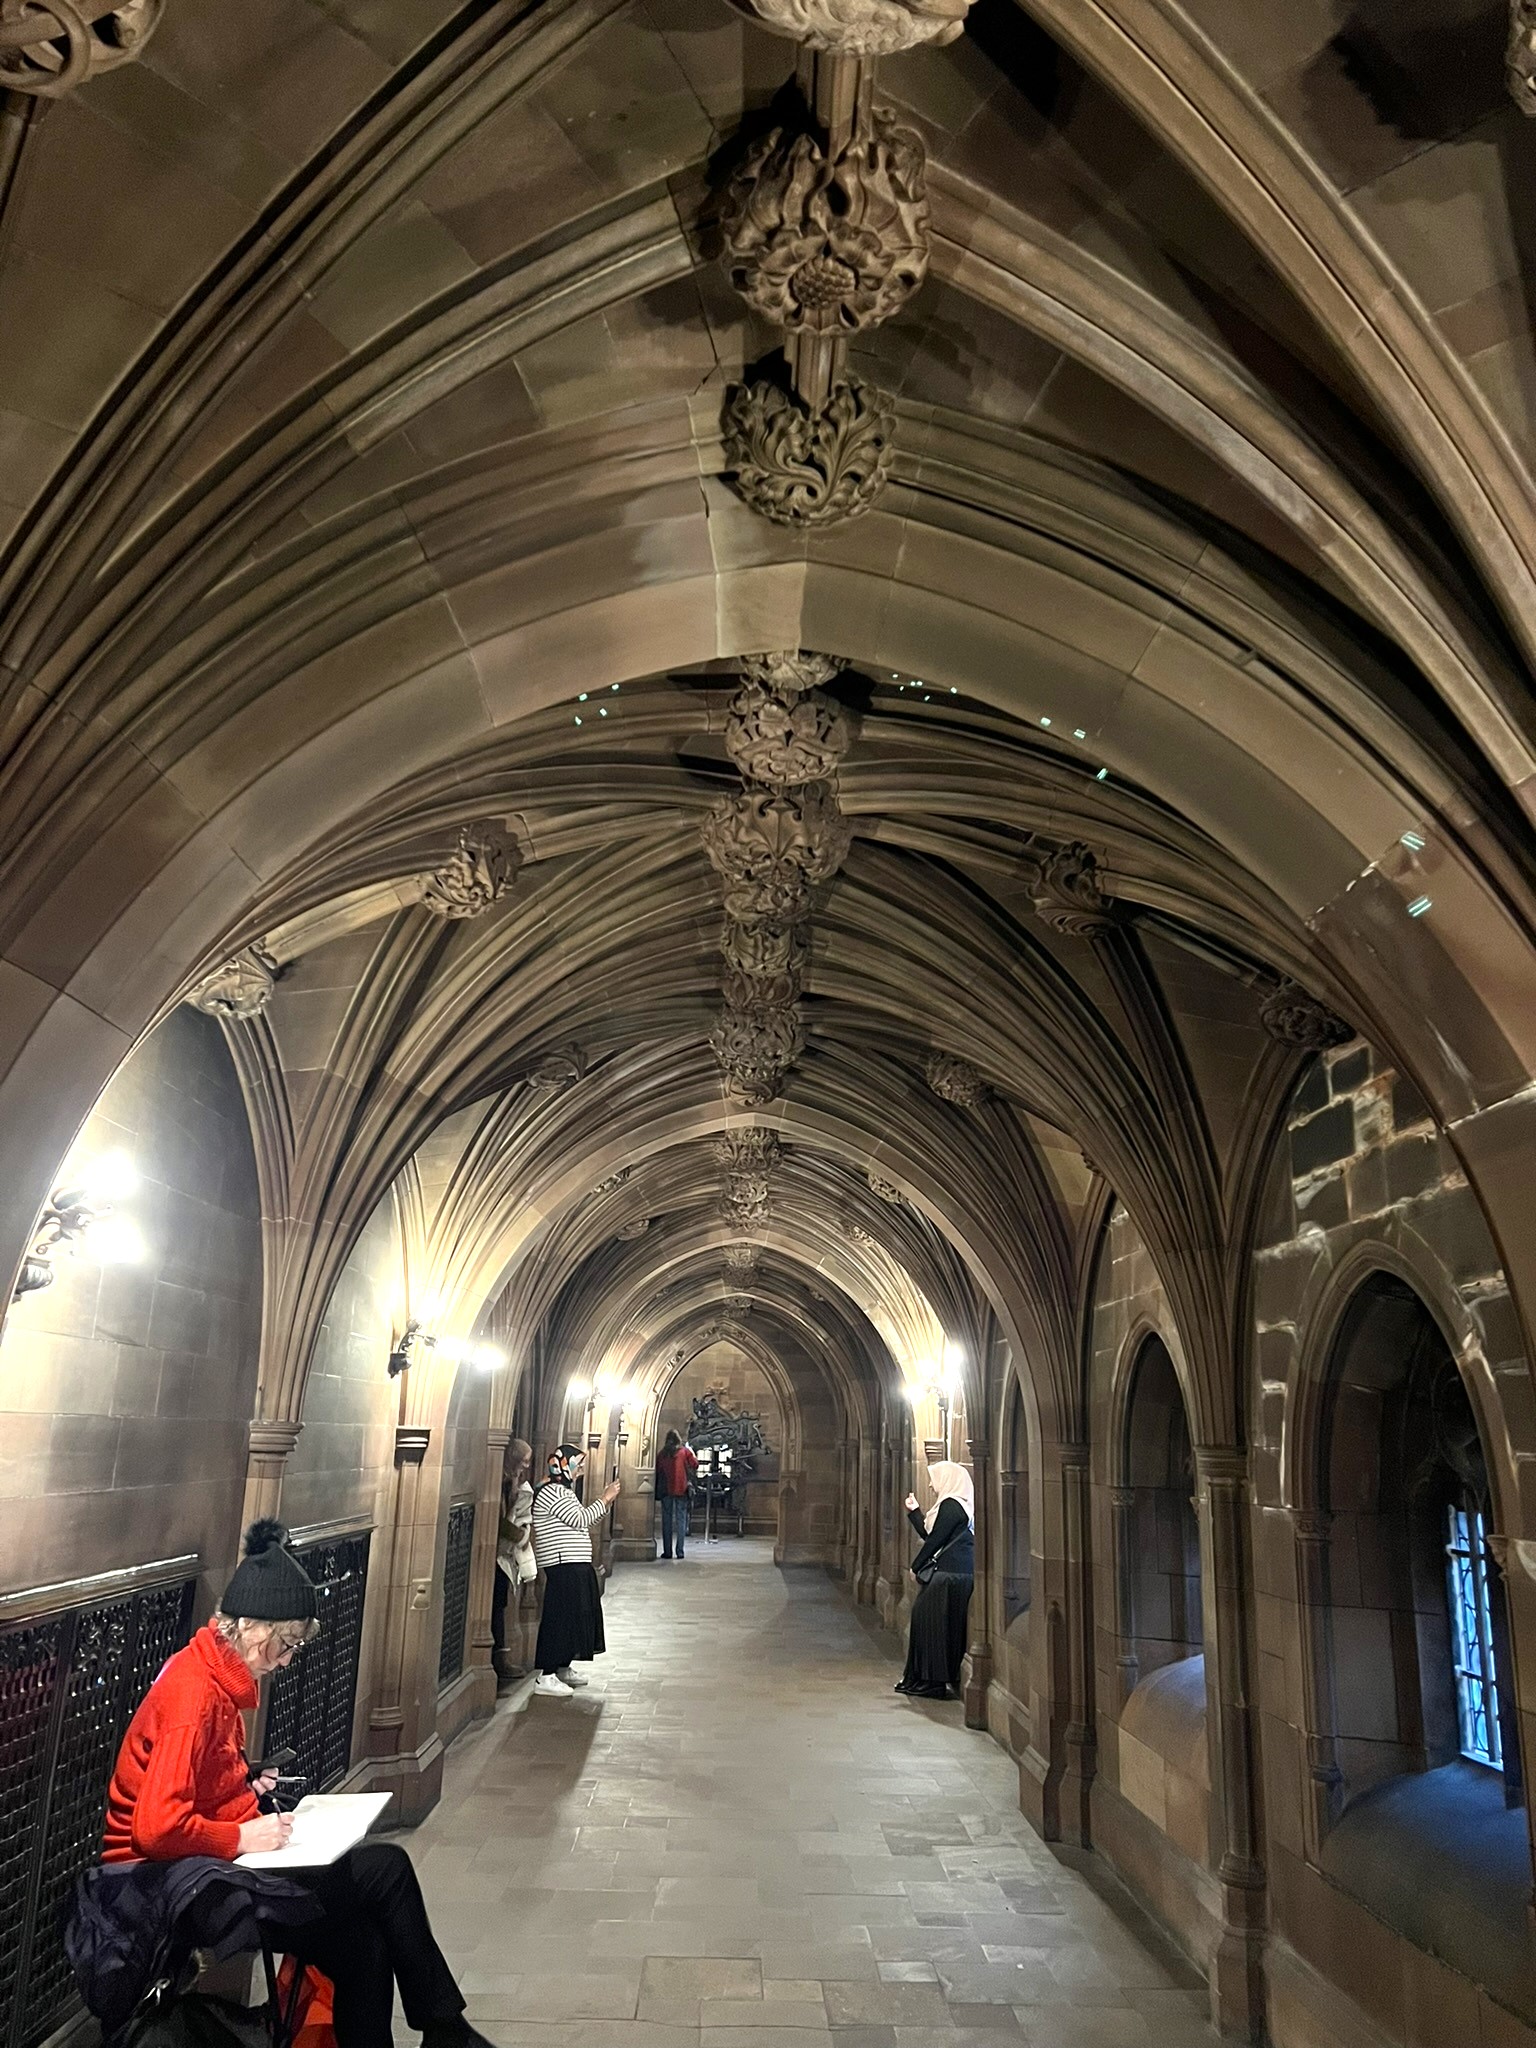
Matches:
[392,1541,1214,2048]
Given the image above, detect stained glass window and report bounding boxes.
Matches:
[1446,1503,1502,1769]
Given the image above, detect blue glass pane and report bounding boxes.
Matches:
[1446,1504,1502,1769]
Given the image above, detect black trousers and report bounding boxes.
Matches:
[283,1842,463,2048]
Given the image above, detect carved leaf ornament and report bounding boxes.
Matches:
[726,683,853,789]
[1511,0,1536,114]
[723,375,894,528]
[740,649,846,697]
[190,945,280,1022]
[723,110,929,337]
[421,822,520,918]
[0,0,161,94]
[701,784,853,889]
[722,0,972,55]
[1258,978,1353,1052]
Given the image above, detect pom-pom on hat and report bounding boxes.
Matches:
[221,1518,319,1623]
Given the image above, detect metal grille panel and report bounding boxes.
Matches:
[0,1576,194,2048]
[438,1502,475,1687]
[265,1532,370,1793]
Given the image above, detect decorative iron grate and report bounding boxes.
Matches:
[0,1575,195,2048]
[438,1501,475,1687]
[264,1531,370,1795]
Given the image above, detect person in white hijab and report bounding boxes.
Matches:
[894,1459,976,1698]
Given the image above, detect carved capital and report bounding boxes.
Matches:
[723,373,894,527]
[191,944,280,1021]
[1195,1445,1249,1489]
[0,0,162,96]
[722,107,929,337]
[1292,1509,1333,1545]
[395,1426,431,1466]
[723,1242,761,1278]
[722,0,971,54]
[248,1419,303,1461]
[615,1216,650,1241]
[867,1168,902,1203]
[1030,841,1119,939]
[925,1053,986,1110]
[421,822,519,918]
[1259,977,1353,1052]
[1109,1487,1137,1512]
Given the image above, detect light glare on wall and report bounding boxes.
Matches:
[89,1218,146,1266]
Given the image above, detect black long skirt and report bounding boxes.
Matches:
[535,1561,606,1672]
[897,1570,973,1697]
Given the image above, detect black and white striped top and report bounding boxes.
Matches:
[532,1482,609,1567]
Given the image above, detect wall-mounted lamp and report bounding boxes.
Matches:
[13,1151,144,1301]
[388,1322,504,1378]
[904,1340,965,1445]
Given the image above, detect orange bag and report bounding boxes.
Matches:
[274,1960,336,2048]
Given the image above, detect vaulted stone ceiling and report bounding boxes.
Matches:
[4,0,1536,1446]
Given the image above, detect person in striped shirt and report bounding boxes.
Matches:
[530,1443,619,1697]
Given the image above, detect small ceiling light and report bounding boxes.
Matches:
[573,715,582,725]
[950,687,958,695]
[611,683,619,691]
[1096,768,1109,781]
[579,692,589,701]
[1039,716,1051,727]
[1073,728,1087,740]
[1407,895,1432,918]
[1401,830,1426,852]
[599,707,607,716]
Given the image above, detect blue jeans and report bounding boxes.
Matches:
[660,1494,689,1556]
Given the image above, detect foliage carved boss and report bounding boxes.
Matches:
[1511,0,1536,113]
[722,108,930,338]
[0,0,161,94]
[722,374,894,528]
[722,0,971,54]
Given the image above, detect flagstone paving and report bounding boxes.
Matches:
[391,1541,1213,2048]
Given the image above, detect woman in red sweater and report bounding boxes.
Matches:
[105,1520,491,2048]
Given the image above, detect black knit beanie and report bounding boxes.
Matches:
[222,1519,318,1622]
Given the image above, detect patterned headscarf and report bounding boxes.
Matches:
[927,1460,975,1525]
[547,1442,585,1485]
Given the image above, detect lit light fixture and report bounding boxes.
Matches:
[388,1322,503,1378]
[12,1153,145,1300]
[567,1374,593,1401]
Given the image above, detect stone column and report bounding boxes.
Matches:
[366,1424,446,1823]
[963,1436,992,1729]
[1110,1486,1141,1708]
[1196,1446,1266,2044]
[1059,1441,1096,1844]
[465,1427,510,1701]
[241,1418,302,1528]
[1021,1440,1095,1845]
[1292,1509,1342,1859]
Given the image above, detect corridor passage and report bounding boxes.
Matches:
[396,1549,1212,2048]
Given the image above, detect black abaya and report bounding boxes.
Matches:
[896,1498,974,1698]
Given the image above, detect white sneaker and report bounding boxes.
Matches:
[533,1672,573,1697]
[557,1665,589,1689]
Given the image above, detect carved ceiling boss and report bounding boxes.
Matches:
[0,0,162,95]
[190,945,280,1022]
[721,0,972,57]
[420,823,520,918]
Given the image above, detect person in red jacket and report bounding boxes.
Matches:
[104,1519,493,2048]
[654,1430,698,1559]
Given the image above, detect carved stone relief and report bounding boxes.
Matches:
[925,1053,986,1110]
[702,783,853,889]
[741,650,847,698]
[722,108,929,338]
[0,0,163,95]
[867,1169,903,1203]
[722,374,894,528]
[1511,1,1536,113]
[595,1167,632,1194]
[1029,841,1120,939]
[710,997,806,1103]
[725,683,853,790]
[1258,979,1354,1053]
[721,0,972,55]
[190,944,280,1022]
[615,1216,651,1240]
[524,1048,585,1092]
[723,1243,761,1278]
[420,822,520,918]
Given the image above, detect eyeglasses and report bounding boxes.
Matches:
[273,1622,319,1652]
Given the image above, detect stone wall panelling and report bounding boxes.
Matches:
[0,1008,262,1610]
